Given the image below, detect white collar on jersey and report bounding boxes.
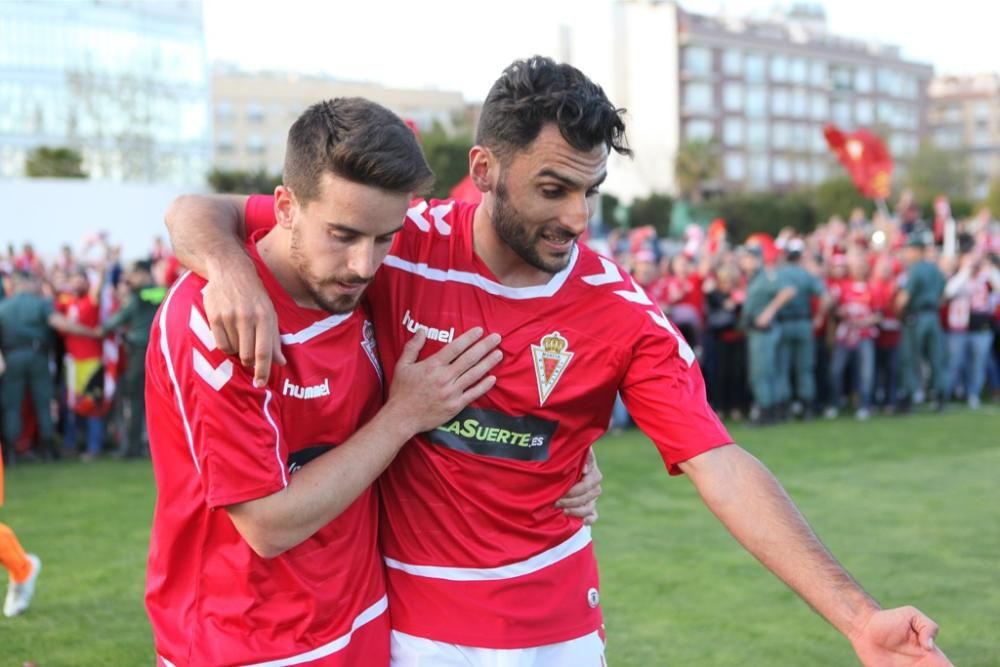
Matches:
[382,244,579,300]
[279,311,354,345]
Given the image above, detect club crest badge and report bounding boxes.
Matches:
[361,320,383,384]
[531,331,574,406]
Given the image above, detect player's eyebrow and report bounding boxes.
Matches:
[325,222,403,237]
[537,168,607,190]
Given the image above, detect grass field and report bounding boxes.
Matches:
[1,409,997,666]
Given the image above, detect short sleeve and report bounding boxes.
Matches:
[171,300,289,509]
[620,314,733,474]
[245,195,278,237]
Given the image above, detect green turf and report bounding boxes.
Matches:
[0,409,997,666]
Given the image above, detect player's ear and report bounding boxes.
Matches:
[469,146,495,194]
[274,185,295,229]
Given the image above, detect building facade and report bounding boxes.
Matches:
[607,1,932,198]
[212,69,468,174]
[0,0,211,184]
[928,74,1000,200]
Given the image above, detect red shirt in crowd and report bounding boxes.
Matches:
[56,293,102,359]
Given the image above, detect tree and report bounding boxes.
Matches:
[905,141,971,205]
[420,121,473,200]
[809,177,875,223]
[207,168,282,194]
[674,139,721,202]
[24,146,88,178]
[981,179,1000,217]
[628,193,673,237]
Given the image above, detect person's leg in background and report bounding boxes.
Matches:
[0,522,41,617]
[945,331,967,400]
[967,330,995,408]
[26,352,56,460]
[856,338,876,419]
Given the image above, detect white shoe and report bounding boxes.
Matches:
[855,408,871,421]
[968,396,981,410]
[4,554,41,617]
[823,406,839,420]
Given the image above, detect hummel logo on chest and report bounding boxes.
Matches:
[282,377,331,400]
[401,309,455,343]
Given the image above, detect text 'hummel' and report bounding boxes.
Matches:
[282,378,330,400]
[401,309,455,343]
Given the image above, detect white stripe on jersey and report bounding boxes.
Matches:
[243,595,388,667]
[280,312,353,346]
[382,245,578,300]
[159,271,201,474]
[262,389,288,489]
[383,526,591,581]
[159,595,388,667]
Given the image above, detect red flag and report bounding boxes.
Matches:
[823,124,893,199]
[448,175,482,204]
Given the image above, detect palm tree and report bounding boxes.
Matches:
[674,139,720,202]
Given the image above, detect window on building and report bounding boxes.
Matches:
[746,53,766,83]
[215,100,234,121]
[856,99,874,125]
[832,98,852,126]
[810,93,829,121]
[747,120,768,148]
[790,58,807,84]
[722,49,743,75]
[771,88,790,116]
[247,134,266,154]
[791,89,808,117]
[812,126,827,153]
[811,160,828,182]
[685,119,715,141]
[772,122,790,149]
[770,55,789,82]
[723,117,744,145]
[724,152,746,180]
[809,60,827,87]
[684,46,713,76]
[723,82,743,111]
[683,83,713,113]
[855,68,873,93]
[830,66,853,92]
[246,102,265,122]
[773,157,791,182]
[794,159,810,183]
[746,86,767,117]
[216,131,234,154]
[749,153,769,188]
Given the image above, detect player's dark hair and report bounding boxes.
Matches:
[284,97,433,203]
[476,56,631,161]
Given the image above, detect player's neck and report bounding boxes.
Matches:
[255,231,317,310]
[471,203,556,288]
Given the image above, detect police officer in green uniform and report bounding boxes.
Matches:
[740,247,796,425]
[896,234,947,411]
[95,261,165,458]
[775,239,827,418]
[0,271,56,462]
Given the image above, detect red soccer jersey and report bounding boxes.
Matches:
[57,293,102,359]
[247,196,732,648]
[835,280,878,345]
[145,238,389,666]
